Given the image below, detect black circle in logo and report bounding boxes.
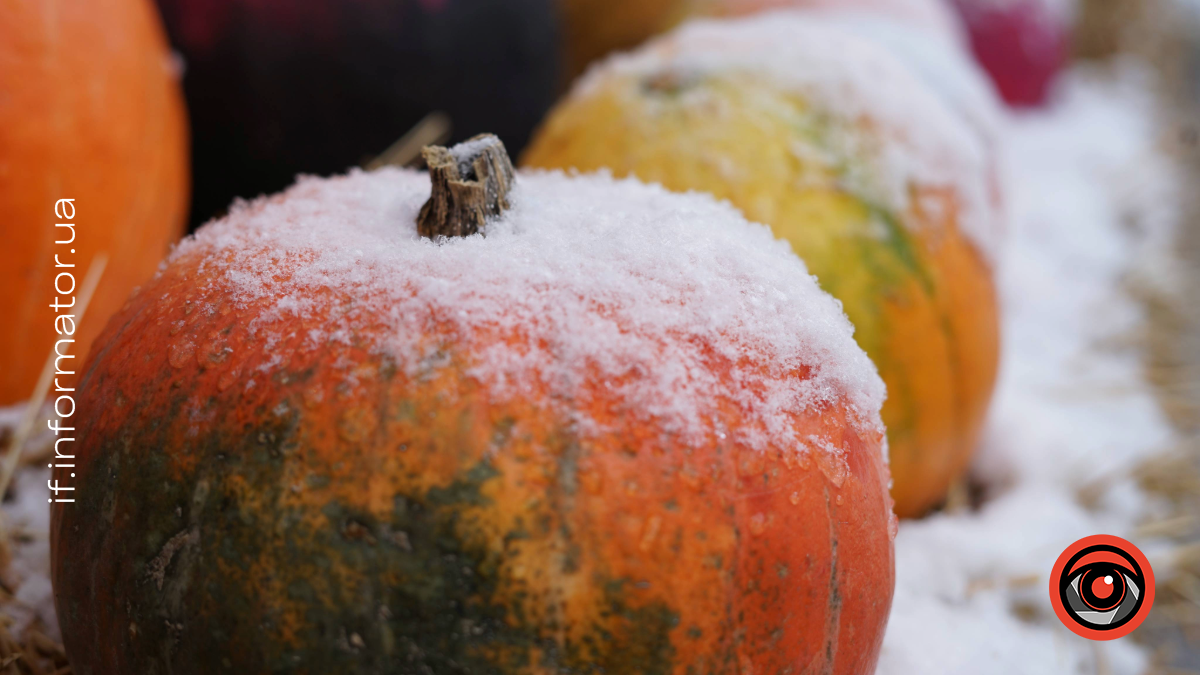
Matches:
[1050,535,1154,640]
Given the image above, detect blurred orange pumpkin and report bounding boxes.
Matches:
[0,0,188,405]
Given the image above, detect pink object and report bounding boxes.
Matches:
[951,0,1068,107]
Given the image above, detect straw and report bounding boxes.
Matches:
[0,254,107,501]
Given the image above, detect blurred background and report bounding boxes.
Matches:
[154,0,562,231]
[1,0,1198,673]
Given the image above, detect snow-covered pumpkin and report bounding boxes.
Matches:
[559,0,962,78]
[52,137,895,674]
[524,15,1001,517]
[0,0,188,404]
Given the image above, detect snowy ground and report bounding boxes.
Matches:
[0,464,55,640]
[878,65,1181,674]
[0,63,1185,674]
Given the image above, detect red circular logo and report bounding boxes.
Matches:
[1049,534,1155,640]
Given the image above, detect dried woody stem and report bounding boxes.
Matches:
[417,134,514,239]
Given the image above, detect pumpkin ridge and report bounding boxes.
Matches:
[823,486,842,675]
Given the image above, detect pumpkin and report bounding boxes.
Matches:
[52,137,895,674]
[523,15,1001,517]
[0,0,188,405]
[559,0,961,79]
[154,0,561,229]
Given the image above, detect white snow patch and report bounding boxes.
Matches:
[169,168,886,452]
[806,10,1005,166]
[0,461,58,642]
[711,0,968,43]
[877,66,1178,675]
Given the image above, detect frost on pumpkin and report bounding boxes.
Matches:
[163,168,886,456]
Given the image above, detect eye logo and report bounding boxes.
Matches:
[1050,534,1155,640]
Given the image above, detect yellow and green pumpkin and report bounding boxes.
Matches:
[525,15,1001,517]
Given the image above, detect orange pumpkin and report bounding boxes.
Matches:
[53,139,894,674]
[0,0,189,405]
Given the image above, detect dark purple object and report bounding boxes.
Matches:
[156,0,561,229]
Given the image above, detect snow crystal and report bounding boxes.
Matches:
[168,168,886,452]
[447,135,500,175]
[573,12,1001,263]
[877,66,1178,675]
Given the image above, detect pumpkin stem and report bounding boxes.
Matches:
[417,134,515,238]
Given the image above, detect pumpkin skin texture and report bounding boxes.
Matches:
[0,0,189,405]
[524,19,1000,517]
[52,169,894,674]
